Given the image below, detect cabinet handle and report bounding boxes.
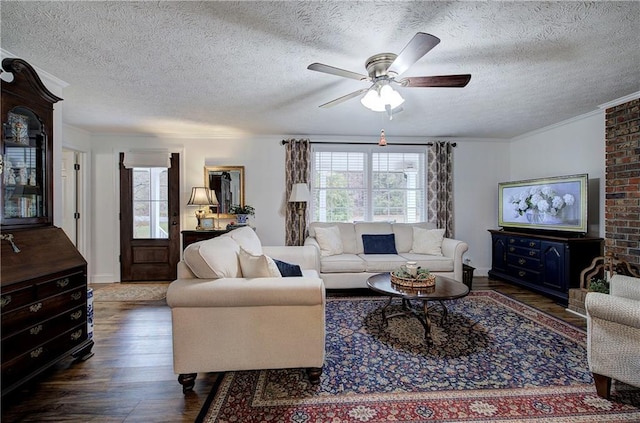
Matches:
[29,302,43,313]
[56,278,70,288]
[518,271,526,277]
[1,295,11,308]
[70,329,83,341]
[30,347,44,359]
[509,239,515,243]
[71,292,82,301]
[509,247,515,252]
[530,251,537,256]
[30,325,44,335]
[529,242,536,247]
[518,258,526,265]
[70,310,83,320]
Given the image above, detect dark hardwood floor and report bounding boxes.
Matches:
[1,277,586,422]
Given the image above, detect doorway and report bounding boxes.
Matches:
[61,148,86,256]
[119,152,180,281]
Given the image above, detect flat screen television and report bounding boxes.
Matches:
[498,174,588,234]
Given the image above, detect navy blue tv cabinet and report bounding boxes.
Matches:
[488,229,603,305]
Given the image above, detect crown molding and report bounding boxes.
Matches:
[598,91,640,110]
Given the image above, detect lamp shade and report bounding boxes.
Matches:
[209,190,219,206]
[289,183,310,203]
[187,187,214,206]
[360,82,405,112]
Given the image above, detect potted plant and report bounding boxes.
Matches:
[229,204,255,225]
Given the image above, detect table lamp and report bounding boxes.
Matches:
[187,187,214,230]
[288,183,310,246]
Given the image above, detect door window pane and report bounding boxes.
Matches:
[132,167,168,239]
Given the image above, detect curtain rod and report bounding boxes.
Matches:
[280,140,456,147]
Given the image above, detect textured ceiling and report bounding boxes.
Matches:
[1,1,639,139]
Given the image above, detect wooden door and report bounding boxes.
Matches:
[119,152,180,281]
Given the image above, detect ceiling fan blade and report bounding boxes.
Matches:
[387,33,440,76]
[307,63,369,81]
[319,88,370,108]
[399,74,471,88]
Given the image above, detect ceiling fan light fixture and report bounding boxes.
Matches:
[360,82,404,112]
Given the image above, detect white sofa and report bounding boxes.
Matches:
[305,222,469,289]
[167,227,325,393]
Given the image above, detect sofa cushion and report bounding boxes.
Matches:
[411,227,445,256]
[362,233,398,254]
[392,222,436,253]
[238,247,281,278]
[183,236,241,279]
[314,226,344,256]
[320,254,366,273]
[273,259,303,277]
[399,253,454,272]
[226,226,263,255]
[358,254,407,273]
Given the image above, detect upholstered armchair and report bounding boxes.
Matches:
[585,274,640,398]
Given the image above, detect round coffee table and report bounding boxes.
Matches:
[366,272,470,345]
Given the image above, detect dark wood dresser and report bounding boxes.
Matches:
[1,227,93,395]
[488,229,603,304]
[181,229,230,250]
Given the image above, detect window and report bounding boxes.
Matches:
[132,167,168,238]
[311,145,426,223]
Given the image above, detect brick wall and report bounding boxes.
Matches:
[605,98,640,268]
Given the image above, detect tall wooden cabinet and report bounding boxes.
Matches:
[488,229,603,304]
[1,58,93,396]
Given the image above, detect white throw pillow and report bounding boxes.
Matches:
[238,247,282,278]
[314,226,344,257]
[411,227,445,256]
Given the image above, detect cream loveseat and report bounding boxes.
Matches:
[305,222,469,289]
[167,227,325,393]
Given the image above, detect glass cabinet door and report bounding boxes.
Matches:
[1,106,48,225]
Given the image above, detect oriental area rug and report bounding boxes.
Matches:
[197,291,640,422]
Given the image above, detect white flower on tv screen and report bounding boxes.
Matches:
[564,194,575,206]
[509,185,576,217]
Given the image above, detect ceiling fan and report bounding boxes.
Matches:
[308,33,471,118]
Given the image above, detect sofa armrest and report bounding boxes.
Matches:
[167,276,325,308]
[586,292,640,329]
[263,245,320,272]
[610,274,640,301]
[177,261,197,279]
[441,238,469,282]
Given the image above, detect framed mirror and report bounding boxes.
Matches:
[204,166,244,218]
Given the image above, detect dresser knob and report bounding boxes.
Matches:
[70,329,83,341]
[0,295,11,309]
[519,271,526,277]
[29,302,43,313]
[30,325,44,335]
[30,347,44,359]
[71,310,83,320]
[56,278,70,288]
[519,258,526,265]
[71,292,82,301]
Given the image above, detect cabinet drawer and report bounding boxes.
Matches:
[508,245,540,258]
[0,285,34,313]
[507,254,540,269]
[1,287,86,335]
[1,324,87,389]
[508,237,541,249]
[36,272,85,299]
[1,305,86,362]
[507,266,540,283]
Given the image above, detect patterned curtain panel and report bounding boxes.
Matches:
[427,141,454,237]
[285,139,311,246]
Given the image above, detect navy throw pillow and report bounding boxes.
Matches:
[362,234,398,254]
[273,259,303,277]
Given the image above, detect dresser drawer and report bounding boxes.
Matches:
[1,305,86,362]
[1,287,86,335]
[508,237,541,249]
[36,271,85,300]
[507,254,540,269]
[1,323,87,389]
[508,245,540,258]
[1,285,35,314]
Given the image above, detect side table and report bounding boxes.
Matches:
[181,229,230,250]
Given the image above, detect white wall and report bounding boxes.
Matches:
[71,110,606,283]
[508,111,606,238]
